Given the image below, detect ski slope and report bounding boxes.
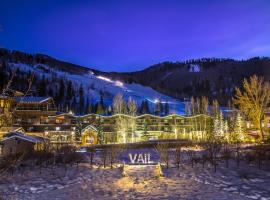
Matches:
[9,63,186,114]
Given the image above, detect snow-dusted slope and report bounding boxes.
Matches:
[9,63,185,114]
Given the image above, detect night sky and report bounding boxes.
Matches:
[0,0,270,72]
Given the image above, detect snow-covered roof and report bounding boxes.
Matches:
[15,96,52,104]
[1,132,47,143]
[82,125,98,134]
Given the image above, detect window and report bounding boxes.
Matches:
[56,127,61,131]
[86,136,94,144]
[56,119,62,124]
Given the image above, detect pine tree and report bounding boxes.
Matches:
[66,80,74,101]
[213,112,225,140]
[201,96,209,114]
[141,122,149,141]
[58,78,65,101]
[38,75,47,96]
[212,99,220,117]
[155,99,162,116]
[75,119,83,141]
[96,103,105,115]
[141,100,150,114]
[97,117,104,144]
[164,101,169,116]
[79,84,85,114]
[233,113,245,142]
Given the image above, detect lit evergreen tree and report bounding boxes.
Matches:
[96,103,105,115]
[75,119,83,141]
[97,117,104,144]
[233,113,245,142]
[213,112,225,140]
[141,122,149,141]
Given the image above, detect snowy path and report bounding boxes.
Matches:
[124,165,159,178]
[0,163,261,199]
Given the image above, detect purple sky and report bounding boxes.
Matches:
[0,0,270,72]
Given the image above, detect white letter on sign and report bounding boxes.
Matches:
[137,154,145,163]
[129,153,137,163]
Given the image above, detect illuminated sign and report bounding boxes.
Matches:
[128,153,153,164]
[120,148,159,165]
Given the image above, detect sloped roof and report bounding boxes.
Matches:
[15,96,52,104]
[0,126,24,133]
[1,132,47,143]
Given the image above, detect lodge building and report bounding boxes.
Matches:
[0,95,213,146]
[1,94,270,147]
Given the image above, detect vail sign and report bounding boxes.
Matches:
[128,153,153,164]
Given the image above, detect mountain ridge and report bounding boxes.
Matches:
[1,48,270,107]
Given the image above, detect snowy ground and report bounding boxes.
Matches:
[1,158,270,200]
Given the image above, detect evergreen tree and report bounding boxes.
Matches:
[66,80,74,101]
[155,99,162,116]
[141,100,150,114]
[212,99,220,117]
[141,122,149,141]
[75,119,83,141]
[79,84,85,114]
[97,117,104,144]
[213,112,225,140]
[71,97,77,114]
[164,101,169,116]
[85,98,90,114]
[233,113,245,142]
[38,75,47,96]
[96,103,105,115]
[58,78,65,101]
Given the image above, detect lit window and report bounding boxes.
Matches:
[56,127,60,131]
[86,136,94,144]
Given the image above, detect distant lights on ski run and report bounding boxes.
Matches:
[96,75,124,88]
[115,80,124,87]
[97,75,113,83]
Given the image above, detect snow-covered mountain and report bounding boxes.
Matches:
[7,62,185,114]
[1,48,270,113]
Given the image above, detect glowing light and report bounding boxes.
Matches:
[97,76,113,82]
[115,80,124,87]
